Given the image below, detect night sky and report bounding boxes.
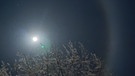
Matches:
[0,0,135,76]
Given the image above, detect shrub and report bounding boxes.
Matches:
[0,42,112,76]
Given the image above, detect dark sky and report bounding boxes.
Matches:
[0,0,135,76]
[0,0,108,58]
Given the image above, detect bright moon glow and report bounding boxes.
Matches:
[32,37,38,42]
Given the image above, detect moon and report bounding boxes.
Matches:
[32,36,38,42]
